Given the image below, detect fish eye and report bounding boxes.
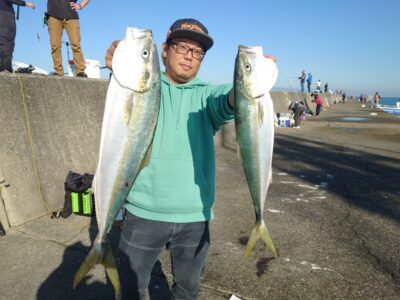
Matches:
[142,49,150,58]
[244,63,251,71]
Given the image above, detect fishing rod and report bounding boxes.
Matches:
[63,41,71,62]
[280,62,302,103]
[62,41,73,75]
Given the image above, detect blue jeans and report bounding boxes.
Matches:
[316,104,322,116]
[300,81,305,92]
[118,212,210,300]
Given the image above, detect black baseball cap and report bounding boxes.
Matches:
[166,18,214,51]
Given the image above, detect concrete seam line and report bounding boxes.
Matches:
[199,282,256,300]
[12,227,77,250]
[18,75,53,214]
[11,222,90,248]
[160,271,255,300]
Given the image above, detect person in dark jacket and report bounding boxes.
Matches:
[0,0,35,72]
[298,70,306,92]
[46,0,90,77]
[288,101,307,128]
[324,82,329,93]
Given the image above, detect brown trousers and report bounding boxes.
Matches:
[48,16,85,75]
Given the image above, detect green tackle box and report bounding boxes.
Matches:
[71,189,95,216]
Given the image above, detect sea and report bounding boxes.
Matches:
[381,97,400,106]
[380,97,400,116]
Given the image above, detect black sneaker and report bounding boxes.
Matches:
[76,72,88,78]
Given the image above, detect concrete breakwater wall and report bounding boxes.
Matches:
[0,74,339,229]
[0,74,107,228]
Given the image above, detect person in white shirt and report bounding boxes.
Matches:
[316,79,321,91]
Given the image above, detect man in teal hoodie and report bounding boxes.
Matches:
[105,18,275,300]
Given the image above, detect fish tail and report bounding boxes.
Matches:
[103,243,120,299]
[244,220,278,258]
[73,242,120,299]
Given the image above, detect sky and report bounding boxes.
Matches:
[11,0,400,97]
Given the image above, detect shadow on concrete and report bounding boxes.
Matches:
[36,216,172,299]
[36,216,114,299]
[273,135,400,223]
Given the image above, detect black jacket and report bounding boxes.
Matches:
[47,0,79,20]
[289,102,306,112]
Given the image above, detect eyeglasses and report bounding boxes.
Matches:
[169,42,205,60]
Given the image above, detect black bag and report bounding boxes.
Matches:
[14,64,35,74]
[61,171,95,218]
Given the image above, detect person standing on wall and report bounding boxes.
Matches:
[46,0,90,77]
[0,0,35,73]
[306,72,312,93]
[324,82,328,93]
[298,70,306,92]
[316,79,321,91]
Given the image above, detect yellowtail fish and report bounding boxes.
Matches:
[73,28,161,298]
[234,45,278,258]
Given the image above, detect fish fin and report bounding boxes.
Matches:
[244,220,278,258]
[140,142,153,170]
[73,242,120,299]
[258,101,264,127]
[73,245,101,289]
[103,243,120,299]
[123,96,134,126]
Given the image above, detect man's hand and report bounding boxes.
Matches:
[25,2,35,9]
[105,40,121,70]
[264,54,276,63]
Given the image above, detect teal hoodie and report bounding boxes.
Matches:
[125,72,234,223]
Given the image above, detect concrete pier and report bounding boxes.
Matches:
[0,74,399,299]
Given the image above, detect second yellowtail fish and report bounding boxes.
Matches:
[234,45,278,258]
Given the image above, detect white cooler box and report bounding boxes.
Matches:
[278,117,290,128]
[68,59,101,78]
